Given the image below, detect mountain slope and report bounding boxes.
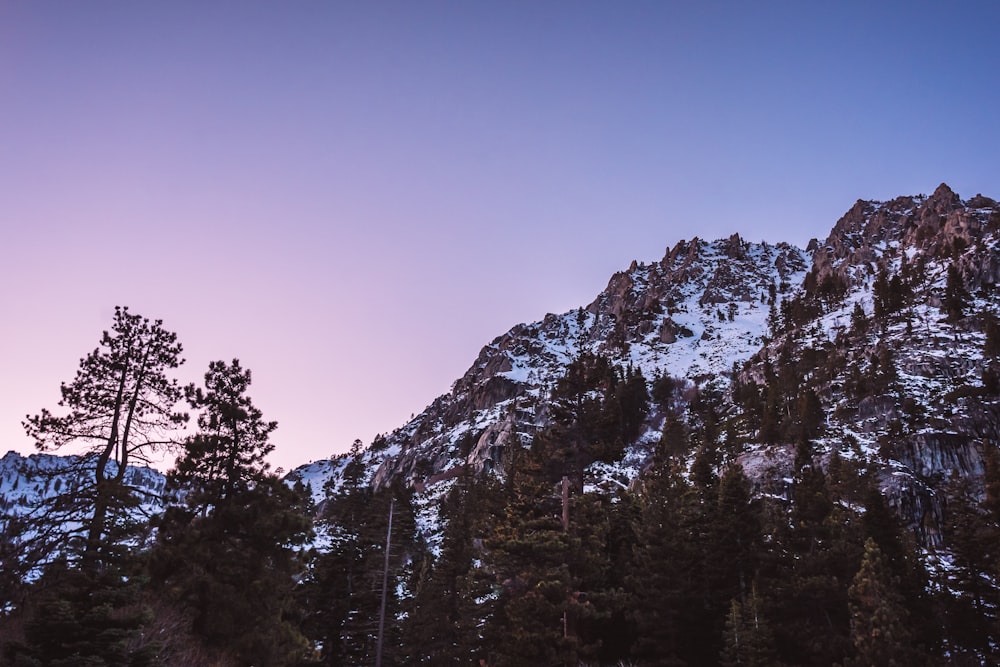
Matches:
[6,184,998,551]
[288,236,810,499]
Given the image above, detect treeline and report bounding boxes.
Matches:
[2,308,1000,665]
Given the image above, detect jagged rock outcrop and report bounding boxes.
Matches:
[813,183,1000,294]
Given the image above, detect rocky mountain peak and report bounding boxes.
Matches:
[811,184,1000,294]
[743,184,1000,547]
[339,185,1000,547]
[927,181,962,212]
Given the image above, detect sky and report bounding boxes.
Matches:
[2,1,999,472]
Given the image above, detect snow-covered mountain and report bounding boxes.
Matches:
[1,450,166,579]
[282,183,1000,550]
[0,451,166,520]
[7,183,1000,666]
[285,235,808,502]
[6,183,1000,555]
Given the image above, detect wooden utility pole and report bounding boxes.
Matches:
[561,475,570,532]
[375,498,394,667]
[561,474,571,667]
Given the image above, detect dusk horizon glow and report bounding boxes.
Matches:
[2,2,999,471]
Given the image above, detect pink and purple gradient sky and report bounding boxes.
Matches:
[2,2,999,471]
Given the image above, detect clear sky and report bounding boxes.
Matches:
[2,1,999,472]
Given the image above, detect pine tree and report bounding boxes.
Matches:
[633,460,764,666]
[401,474,500,665]
[851,301,868,333]
[873,264,891,320]
[758,363,783,444]
[720,585,779,667]
[613,366,651,445]
[300,440,376,666]
[22,306,186,570]
[171,358,277,512]
[944,264,970,321]
[712,465,763,605]
[984,315,1000,359]
[482,446,614,667]
[564,490,631,665]
[846,538,920,667]
[859,482,938,655]
[535,351,630,486]
[483,478,576,666]
[627,452,693,667]
[149,360,312,666]
[939,460,1000,659]
[5,558,158,666]
[794,387,824,444]
[152,477,313,665]
[304,482,420,666]
[760,447,861,666]
[651,372,680,414]
[581,493,638,664]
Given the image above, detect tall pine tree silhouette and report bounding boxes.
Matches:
[150,359,312,666]
[23,306,186,570]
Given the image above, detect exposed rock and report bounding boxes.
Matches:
[895,433,983,481]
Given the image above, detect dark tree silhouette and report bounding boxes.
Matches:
[149,359,312,666]
[22,306,185,569]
